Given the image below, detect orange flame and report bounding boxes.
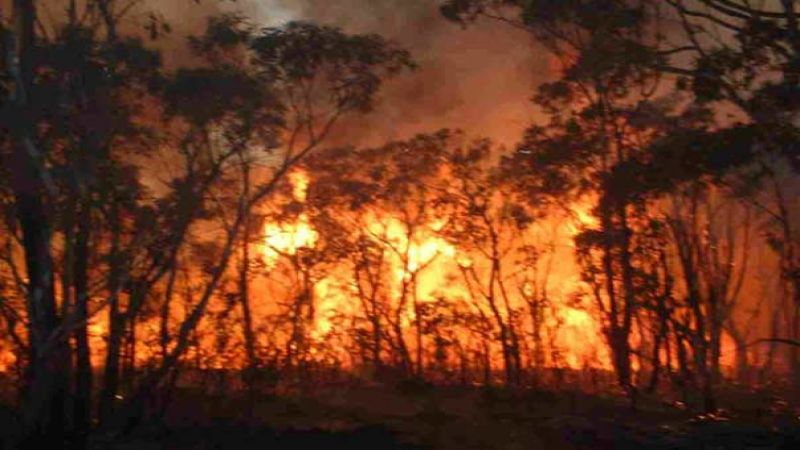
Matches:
[255,171,611,372]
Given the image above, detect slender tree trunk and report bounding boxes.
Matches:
[159,263,178,361]
[71,198,92,448]
[239,218,259,420]
[99,205,123,423]
[762,301,781,383]
[123,310,137,393]
[372,312,382,369]
[616,203,637,403]
[240,238,256,370]
[647,321,665,394]
[708,298,723,384]
[486,289,512,385]
[394,271,413,375]
[675,333,690,406]
[412,276,424,378]
[482,340,491,386]
[729,329,749,384]
[60,201,75,434]
[648,271,672,394]
[99,300,124,420]
[791,302,800,389]
[237,161,257,385]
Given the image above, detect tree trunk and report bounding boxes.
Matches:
[71,198,92,448]
[616,203,637,401]
[708,295,723,385]
[412,277,424,378]
[598,201,634,397]
[239,221,258,420]
[98,205,123,423]
[240,237,257,370]
[5,0,69,446]
[730,333,749,384]
[16,180,68,448]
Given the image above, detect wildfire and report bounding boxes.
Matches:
[263,171,318,266]
[289,170,310,202]
[365,215,456,274]
[263,214,318,265]
[559,307,610,369]
[566,200,598,238]
[253,170,612,373]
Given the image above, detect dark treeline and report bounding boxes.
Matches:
[0,0,799,448]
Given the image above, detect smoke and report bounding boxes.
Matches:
[151,0,550,147]
[12,0,549,149]
[259,0,547,146]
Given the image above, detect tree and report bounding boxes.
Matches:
[306,131,451,377]
[438,138,532,386]
[106,13,413,429]
[1,4,413,445]
[442,0,800,389]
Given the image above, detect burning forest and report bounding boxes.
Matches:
[2,1,800,449]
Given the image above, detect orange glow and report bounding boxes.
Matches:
[253,171,611,373]
[263,214,318,265]
[289,170,310,202]
[559,307,610,369]
[263,170,318,266]
[23,169,613,378]
[566,199,598,239]
[0,349,14,373]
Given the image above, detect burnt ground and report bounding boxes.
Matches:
[1,379,799,449]
[69,382,800,450]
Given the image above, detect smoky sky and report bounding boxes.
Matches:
[155,0,550,147]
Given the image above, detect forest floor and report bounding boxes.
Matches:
[88,381,800,450]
